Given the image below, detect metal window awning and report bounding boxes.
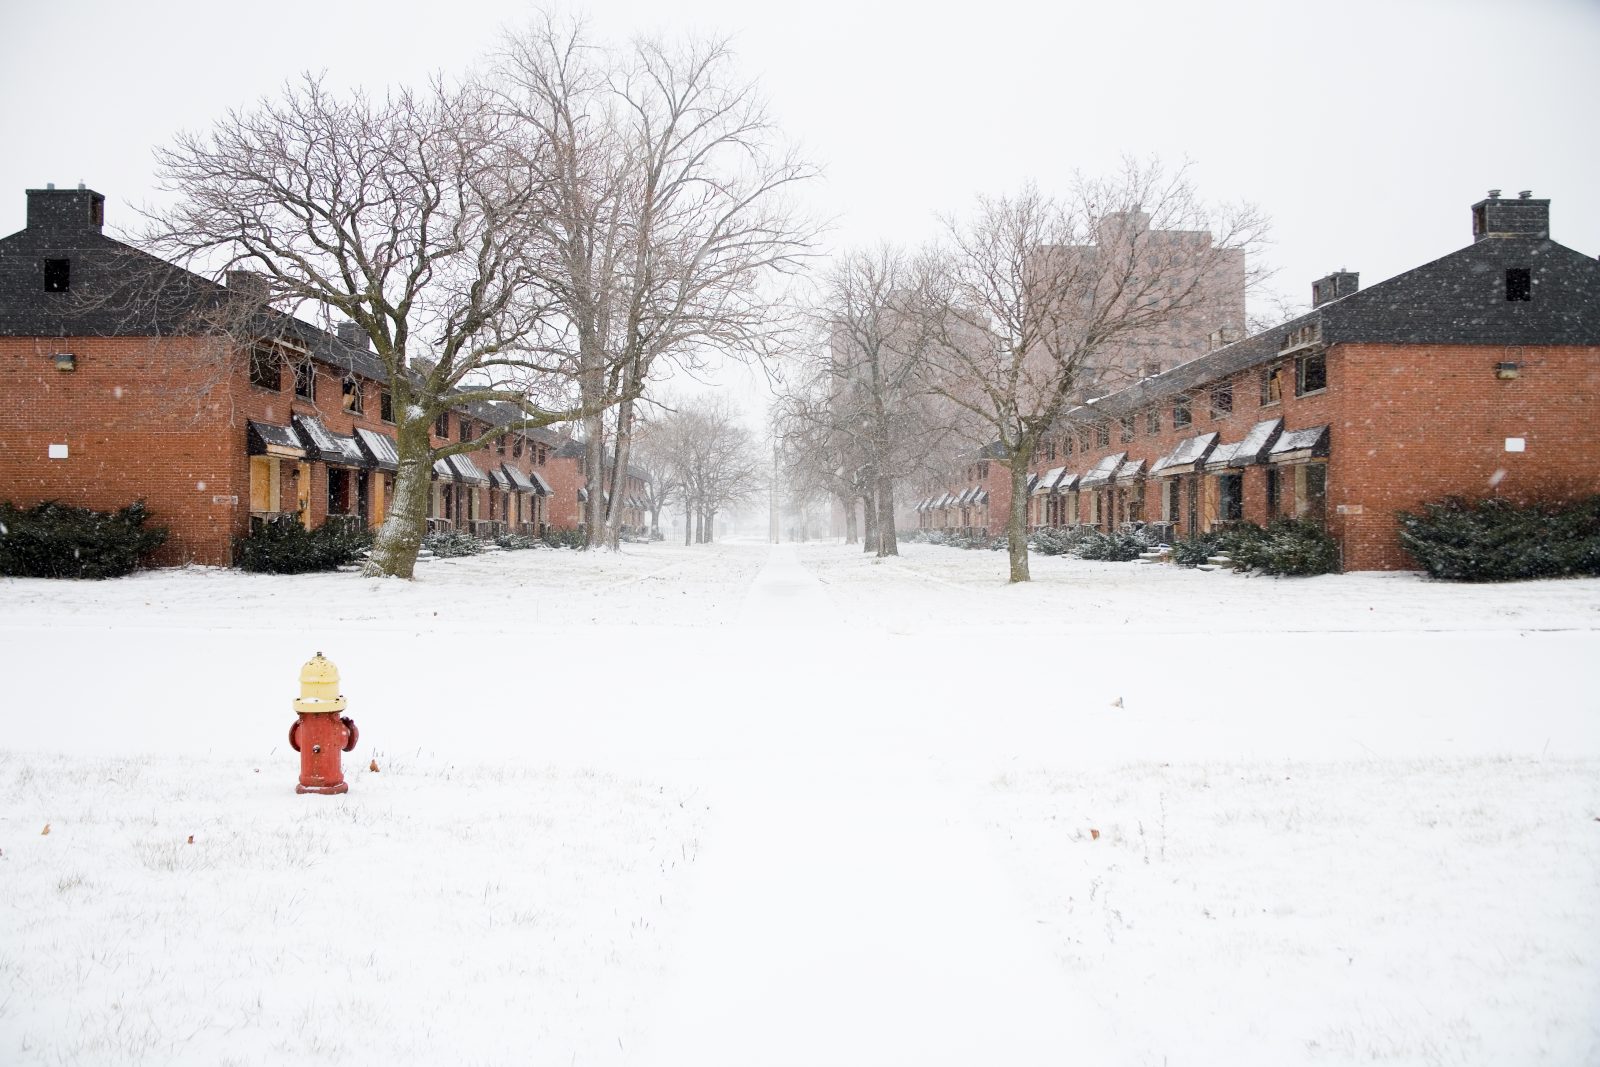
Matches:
[528,471,552,497]
[292,415,367,467]
[1151,433,1219,477]
[1032,466,1066,496]
[446,453,491,486]
[1205,440,1245,469]
[1268,425,1330,464]
[247,420,306,459]
[353,428,399,473]
[1077,451,1127,490]
[488,467,514,490]
[972,488,990,505]
[432,457,457,482]
[500,464,539,494]
[1226,418,1283,467]
[1111,458,1146,485]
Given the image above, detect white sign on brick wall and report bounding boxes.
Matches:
[47,444,68,460]
[1505,437,1526,453]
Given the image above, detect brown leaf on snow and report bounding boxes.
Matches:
[186,835,195,845]
[369,759,381,773]
[40,823,50,836]
[1089,828,1101,840]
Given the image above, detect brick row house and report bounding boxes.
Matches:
[0,186,604,566]
[917,192,1600,570]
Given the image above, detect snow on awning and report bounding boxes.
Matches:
[432,457,457,482]
[1150,433,1219,477]
[1077,452,1127,490]
[247,420,306,460]
[973,488,990,505]
[1111,458,1146,485]
[1205,440,1245,469]
[488,467,514,490]
[1032,466,1066,495]
[447,453,491,486]
[293,415,367,467]
[1226,418,1283,467]
[500,464,538,494]
[1268,424,1330,464]
[354,428,399,473]
[935,492,953,508]
[528,471,552,496]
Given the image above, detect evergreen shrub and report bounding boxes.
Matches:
[1225,519,1339,576]
[540,527,586,549]
[494,532,541,551]
[0,499,169,579]
[236,515,371,574]
[423,529,483,558]
[1073,530,1145,562]
[1169,531,1224,568]
[1397,496,1600,581]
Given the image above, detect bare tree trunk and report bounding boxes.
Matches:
[1006,460,1031,583]
[604,398,637,550]
[694,509,704,544]
[706,511,715,542]
[361,418,433,579]
[860,493,877,553]
[876,474,898,557]
[583,413,606,548]
[684,495,694,545]
[842,493,858,543]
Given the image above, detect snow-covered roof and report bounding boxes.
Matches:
[1032,466,1066,496]
[447,453,491,486]
[247,420,305,459]
[1226,418,1283,468]
[292,415,366,467]
[1112,458,1146,484]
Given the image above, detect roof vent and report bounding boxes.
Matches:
[1518,190,1533,200]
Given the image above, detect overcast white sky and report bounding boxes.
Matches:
[3,0,1596,361]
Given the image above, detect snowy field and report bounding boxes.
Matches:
[2,539,1598,1065]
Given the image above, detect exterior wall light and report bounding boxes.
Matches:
[53,352,76,372]
[1495,361,1520,380]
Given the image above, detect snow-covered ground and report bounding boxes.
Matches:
[2,540,1597,1065]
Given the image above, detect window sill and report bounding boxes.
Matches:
[1295,387,1328,399]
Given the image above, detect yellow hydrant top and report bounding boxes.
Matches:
[293,652,347,714]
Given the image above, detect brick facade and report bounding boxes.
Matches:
[923,192,1600,571]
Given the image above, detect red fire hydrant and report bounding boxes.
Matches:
[288,652,358,795]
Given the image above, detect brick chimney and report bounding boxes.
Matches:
[336,321,370,351]
[1472,189,1549,241]
[26,185,106,233]
[1311,270,1359,308]
[225,270,270,303]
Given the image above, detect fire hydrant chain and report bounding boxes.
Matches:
[290,652,358,795]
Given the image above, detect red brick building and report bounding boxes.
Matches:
[0,186,585,566]
[923,191,1600,570]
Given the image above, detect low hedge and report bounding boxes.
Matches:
[423,529,483,559]
[1073,529,1145,562]
[0,499,169,579]
[236,516,371,574]
[1397,496,1600,581]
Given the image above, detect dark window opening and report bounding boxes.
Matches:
[1506,268,1532,301]
[1296,351,1327,396]
[1218,473,1244,522]
[459,419,473,444]
[1210,381,1233,420]
[513,436,524,458]
[380,391,394,423]
[1173,397,1192,428]
[978,461,989,479]
[1119,414,1136,441]
[1062,435,1073,456]
[294,359,315,400]
[435,412,450,438]
[249,345,281,390]
[342,377,364,414]
[1261,366,1282,406]
[496,435,507,456]
[1266,467,1281,517]
[1095,422,1110,448]
[327,468,352,515]
[43,258,70,292]
[1146,409,1160,434]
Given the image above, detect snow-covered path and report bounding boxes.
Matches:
[641,546,1086,1063]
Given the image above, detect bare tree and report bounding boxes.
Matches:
[144,73,602,579]
[920,160,1267,581]
[495,15,818,549]
[657,396,764,544]
[628,412,680,537]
